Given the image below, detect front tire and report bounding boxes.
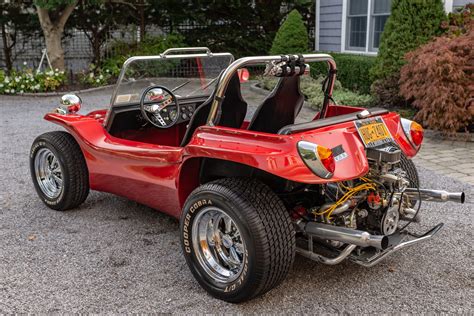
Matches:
[180,178,295,303]
[30,131,89,211]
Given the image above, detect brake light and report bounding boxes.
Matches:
[297,141,335,179]
[317,145,336,174]
[401,118,424,148]
[410,121,424,146]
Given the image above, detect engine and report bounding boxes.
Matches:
[288,144,419,238]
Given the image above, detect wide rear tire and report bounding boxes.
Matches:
[30,131,89,211]
[180,178,295,303]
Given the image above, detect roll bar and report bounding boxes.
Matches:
[206,53,337,126]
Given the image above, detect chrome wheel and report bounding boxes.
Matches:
[34,148,63,199]
[192,206,246,283]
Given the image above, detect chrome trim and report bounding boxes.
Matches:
[191,206,246,283]
[297,141,333,179]
[206,53,336,125]
[404,188,465,204]
[56,94,81,114]
[304,222,389,250]
[351,223,444,267]
[400,118,417,148]
[161,47,213,57]
[34,148,63,199]
[297,244,357,265]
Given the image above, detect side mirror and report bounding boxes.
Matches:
[57,94,82,114]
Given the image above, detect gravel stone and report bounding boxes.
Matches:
[0,91,472,313]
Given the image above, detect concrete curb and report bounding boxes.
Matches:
[249,82,269,96]
[7,84,115,97]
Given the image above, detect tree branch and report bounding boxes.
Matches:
[58,1,78,30]
[36,6,53,32]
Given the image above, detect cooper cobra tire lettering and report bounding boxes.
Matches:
[179,178,295,303]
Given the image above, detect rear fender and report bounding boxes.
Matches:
[185,112,417,184]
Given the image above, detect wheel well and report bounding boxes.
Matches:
[178,157,293,207]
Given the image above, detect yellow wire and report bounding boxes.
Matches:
[315,179,376,220]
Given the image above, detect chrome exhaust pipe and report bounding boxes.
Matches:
[404,188,465,204]
[304,222,389,250]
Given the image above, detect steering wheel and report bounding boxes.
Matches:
[140,85,180,128]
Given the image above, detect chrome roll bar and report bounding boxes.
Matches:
[206,53,337,126]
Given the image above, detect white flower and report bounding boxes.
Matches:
[99,74,104,79]
[20,90,24,93]
[46,77,50,80]
[5,89,9,93]
[15,77,20,82]
[96,79,100,83]
[21,84,25,89]
[106,69,110,73]
[11,89,15,93]
[89,73,94,78]
[0,84,3,88]
[5,76,9,83]
[35,84,40,90]
[23,61,28,66]
[55,68,59,72]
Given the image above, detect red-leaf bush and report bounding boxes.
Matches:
[399,11,474,133]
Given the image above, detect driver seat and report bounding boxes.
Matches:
[180,73,247,147]
[247,76,304,134]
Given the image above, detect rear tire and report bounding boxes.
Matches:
[30,131,89,211]
[180,178,295,303]
[400,153,420,187]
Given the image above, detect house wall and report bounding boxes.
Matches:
[317,0,343,52]
[315,0,471,54]
[453,0,470,8]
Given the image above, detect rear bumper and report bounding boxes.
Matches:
[349,223,444,267]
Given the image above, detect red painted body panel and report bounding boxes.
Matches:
[44,105,418,218]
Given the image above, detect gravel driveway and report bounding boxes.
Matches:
[0,91,473,313]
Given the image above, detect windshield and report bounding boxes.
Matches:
[111,53,234,106]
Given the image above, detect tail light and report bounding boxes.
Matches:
[401,118,424,148]
[297,141,335,179]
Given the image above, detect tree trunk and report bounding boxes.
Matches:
[44,29,65,70]
[36,2,77,71]
[1,20,13,74]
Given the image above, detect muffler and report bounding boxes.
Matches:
[404,188,465,204]
[303,222,389,250]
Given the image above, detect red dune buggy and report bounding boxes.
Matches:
[30,47,465,302]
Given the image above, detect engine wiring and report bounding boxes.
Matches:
[315,179,377,220]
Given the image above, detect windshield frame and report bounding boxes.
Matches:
[108,52,234,108]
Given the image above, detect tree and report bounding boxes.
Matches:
[0,1,40,73]
[370,0,446,107]
[270,9,308,54]
[34,0,78,70]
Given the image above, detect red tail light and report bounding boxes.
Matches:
[297,141,335,179]
[410,121,424,147]
[401,118,424,148]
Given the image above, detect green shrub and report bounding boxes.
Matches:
[310,53,376,95]
[270,9,308,55]
[258,75,374,110]
[0,67,66,94]
[102,33,186,76]
[370,0,446,107]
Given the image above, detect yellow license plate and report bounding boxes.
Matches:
[354,117,392,148]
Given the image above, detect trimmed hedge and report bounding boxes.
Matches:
[310,53,376,95]
[270,10,309,55]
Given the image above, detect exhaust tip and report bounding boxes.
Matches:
[461,192,465,204]
[381,236,389,250]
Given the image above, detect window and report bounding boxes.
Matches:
[344,0,391,53]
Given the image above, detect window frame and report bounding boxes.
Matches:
[341,0,390,55]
